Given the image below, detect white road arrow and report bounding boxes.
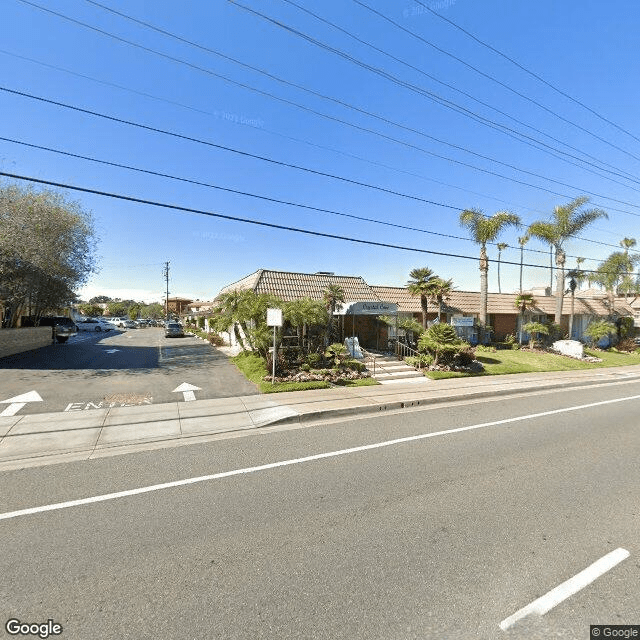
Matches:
[0,390,43,416]
[172,382,202,402]
[105,349,121,354]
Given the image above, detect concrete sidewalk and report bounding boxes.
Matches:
[1,366,640,471]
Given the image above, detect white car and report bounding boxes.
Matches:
[77,318,120,332]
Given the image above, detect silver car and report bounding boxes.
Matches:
[164,322,184,338]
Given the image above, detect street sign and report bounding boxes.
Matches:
[267,308,283,327]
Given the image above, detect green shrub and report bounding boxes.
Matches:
[522,322,549,349]
[418,323,469,366]
[584,320,615,346]
[476,345,496,353]
[343,359,366,372]
[300,363,311,371]
[306,352,322,367]
[405,354,433,368]
[325,343,349,367]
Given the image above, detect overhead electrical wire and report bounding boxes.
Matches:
[17,0,640,206]
[276,0,638,184]
[412,0,640,146]
[350,0,640,163]
[4,84,640,224]
[3,133,625,261]
[0,47,628,242]
[1,170,623,275]
[227,1,640,190]
[85,0,638,186]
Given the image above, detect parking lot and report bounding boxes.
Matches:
[0,326,258,415]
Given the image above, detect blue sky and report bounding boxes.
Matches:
[2,0,640,303]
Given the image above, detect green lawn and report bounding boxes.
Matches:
[425,348,640,379]
[231,351,379,393]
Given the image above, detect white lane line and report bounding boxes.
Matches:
[500,548,630,630]
[1,394,640,522]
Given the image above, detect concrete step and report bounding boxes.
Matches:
[372,369,425,379]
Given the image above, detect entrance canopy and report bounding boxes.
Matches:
[333,301,398,315]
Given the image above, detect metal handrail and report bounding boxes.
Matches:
[360,347,377,377]
[394,341,423,369]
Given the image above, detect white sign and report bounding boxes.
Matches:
[267,308,283,327]
[451,316,474,327]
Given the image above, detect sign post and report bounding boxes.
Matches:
[266,308,283,384]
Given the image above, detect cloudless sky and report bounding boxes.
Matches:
[2,0,640,303]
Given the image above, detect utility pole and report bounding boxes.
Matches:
[163,261,170,319]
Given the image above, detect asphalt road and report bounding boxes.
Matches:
[1,381,639,639]
[0,327,258,414]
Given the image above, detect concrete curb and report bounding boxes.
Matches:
[1,367,639,471]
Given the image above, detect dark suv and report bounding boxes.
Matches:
[37,316,79,343]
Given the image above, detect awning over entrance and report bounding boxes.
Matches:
[333,301,398,315]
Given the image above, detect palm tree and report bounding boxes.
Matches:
[619,238,637,301]
[517,235,529,293]
[514,293,536,345]
[459,208,520,343]
[322,284,346,313]
[496,243,508,294]
[527,196,607,325]
[407,267,439,329]
[565,267,586,339]
[429,278,455,322]
[215,290,249,349]
[322,284,345,343]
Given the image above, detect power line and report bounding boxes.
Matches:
[0,48,624,241]
[277,0,639,184]
[351,0,640,163]
[230,1,640,193]
[18,0,640,205]
[86,0,639,187]
[4,133,626,260]
[412,0,640,146]
[5,84,640,222]
[1,170,619,274]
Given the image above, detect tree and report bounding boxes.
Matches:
[565,267,586,339]
[140,303,164,319]
[429,278,455,322]
[215,290,249,350]
[527,197,607,324]
[514,293,536,345]
[322,284,345,343]
[619,238,638,301]
[284,298,328,353]
[89,295,111,304]
[78,303,103,317]
[521,321,549,350]
[418,322,468,367]
[0,182,98,327]
[459,209,520,343]
[407,267,439,329]
[583,320,616,347]
[517,235,529,293]
[592,251,638,314]
[496,243,508,294]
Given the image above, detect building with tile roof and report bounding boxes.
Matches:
[214,270,635,346]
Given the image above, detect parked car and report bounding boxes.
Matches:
[37,316,78,343]
[77,318,119,332]
[165,322,184,338]
[123,320,138,329]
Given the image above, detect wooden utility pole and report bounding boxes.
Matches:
[163,261,170,318]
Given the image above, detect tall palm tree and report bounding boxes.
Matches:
[496,243,508,294]
[322,284,345,343]
[565,267,586,339]
[527,196,607,325]
[429,277,455,322]
[514,293,536,345]
[407,267,439,329]
[517,235,529,293]
[459,209,520,343]
[619,238,637,300]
